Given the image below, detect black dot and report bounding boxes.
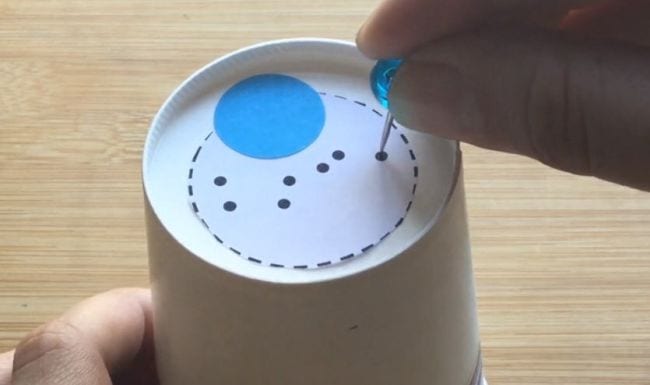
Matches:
[214,176,227,186]
[283,176,296,186]
[278,199,291,209]
[317,163,330,173]
[375,151,388,161]
[332,150,345,160]
[223,201,237,211]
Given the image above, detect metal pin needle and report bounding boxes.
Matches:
[379,112,394,154]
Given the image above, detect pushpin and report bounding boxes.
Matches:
[370,59,403,155]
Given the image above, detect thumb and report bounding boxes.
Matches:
[11,288,153,385]
[390,27,650,191]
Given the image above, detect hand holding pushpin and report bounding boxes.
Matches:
[359,2,650,191]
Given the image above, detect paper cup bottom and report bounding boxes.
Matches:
[144,38,484,385]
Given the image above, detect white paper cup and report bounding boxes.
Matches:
[143,38,486,385]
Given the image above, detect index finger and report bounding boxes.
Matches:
[356,0,595,58]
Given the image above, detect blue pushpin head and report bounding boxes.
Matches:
[370,59,404,109]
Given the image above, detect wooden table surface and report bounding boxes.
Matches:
[1,1,649,384]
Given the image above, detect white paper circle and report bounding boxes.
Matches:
[143,39,460,283]
[189,92,417,269]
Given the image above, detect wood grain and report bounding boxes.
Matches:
[1,1,649,384]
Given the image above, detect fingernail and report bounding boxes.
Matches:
[356,20,367,45]
[389,59,480,139]
[356,20,373,57]
[356,3,385,59]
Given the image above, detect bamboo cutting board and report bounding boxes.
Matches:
[0,1,649,384]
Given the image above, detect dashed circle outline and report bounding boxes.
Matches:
[188,92,419,269]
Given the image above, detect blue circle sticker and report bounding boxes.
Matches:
[214,74,325,159]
